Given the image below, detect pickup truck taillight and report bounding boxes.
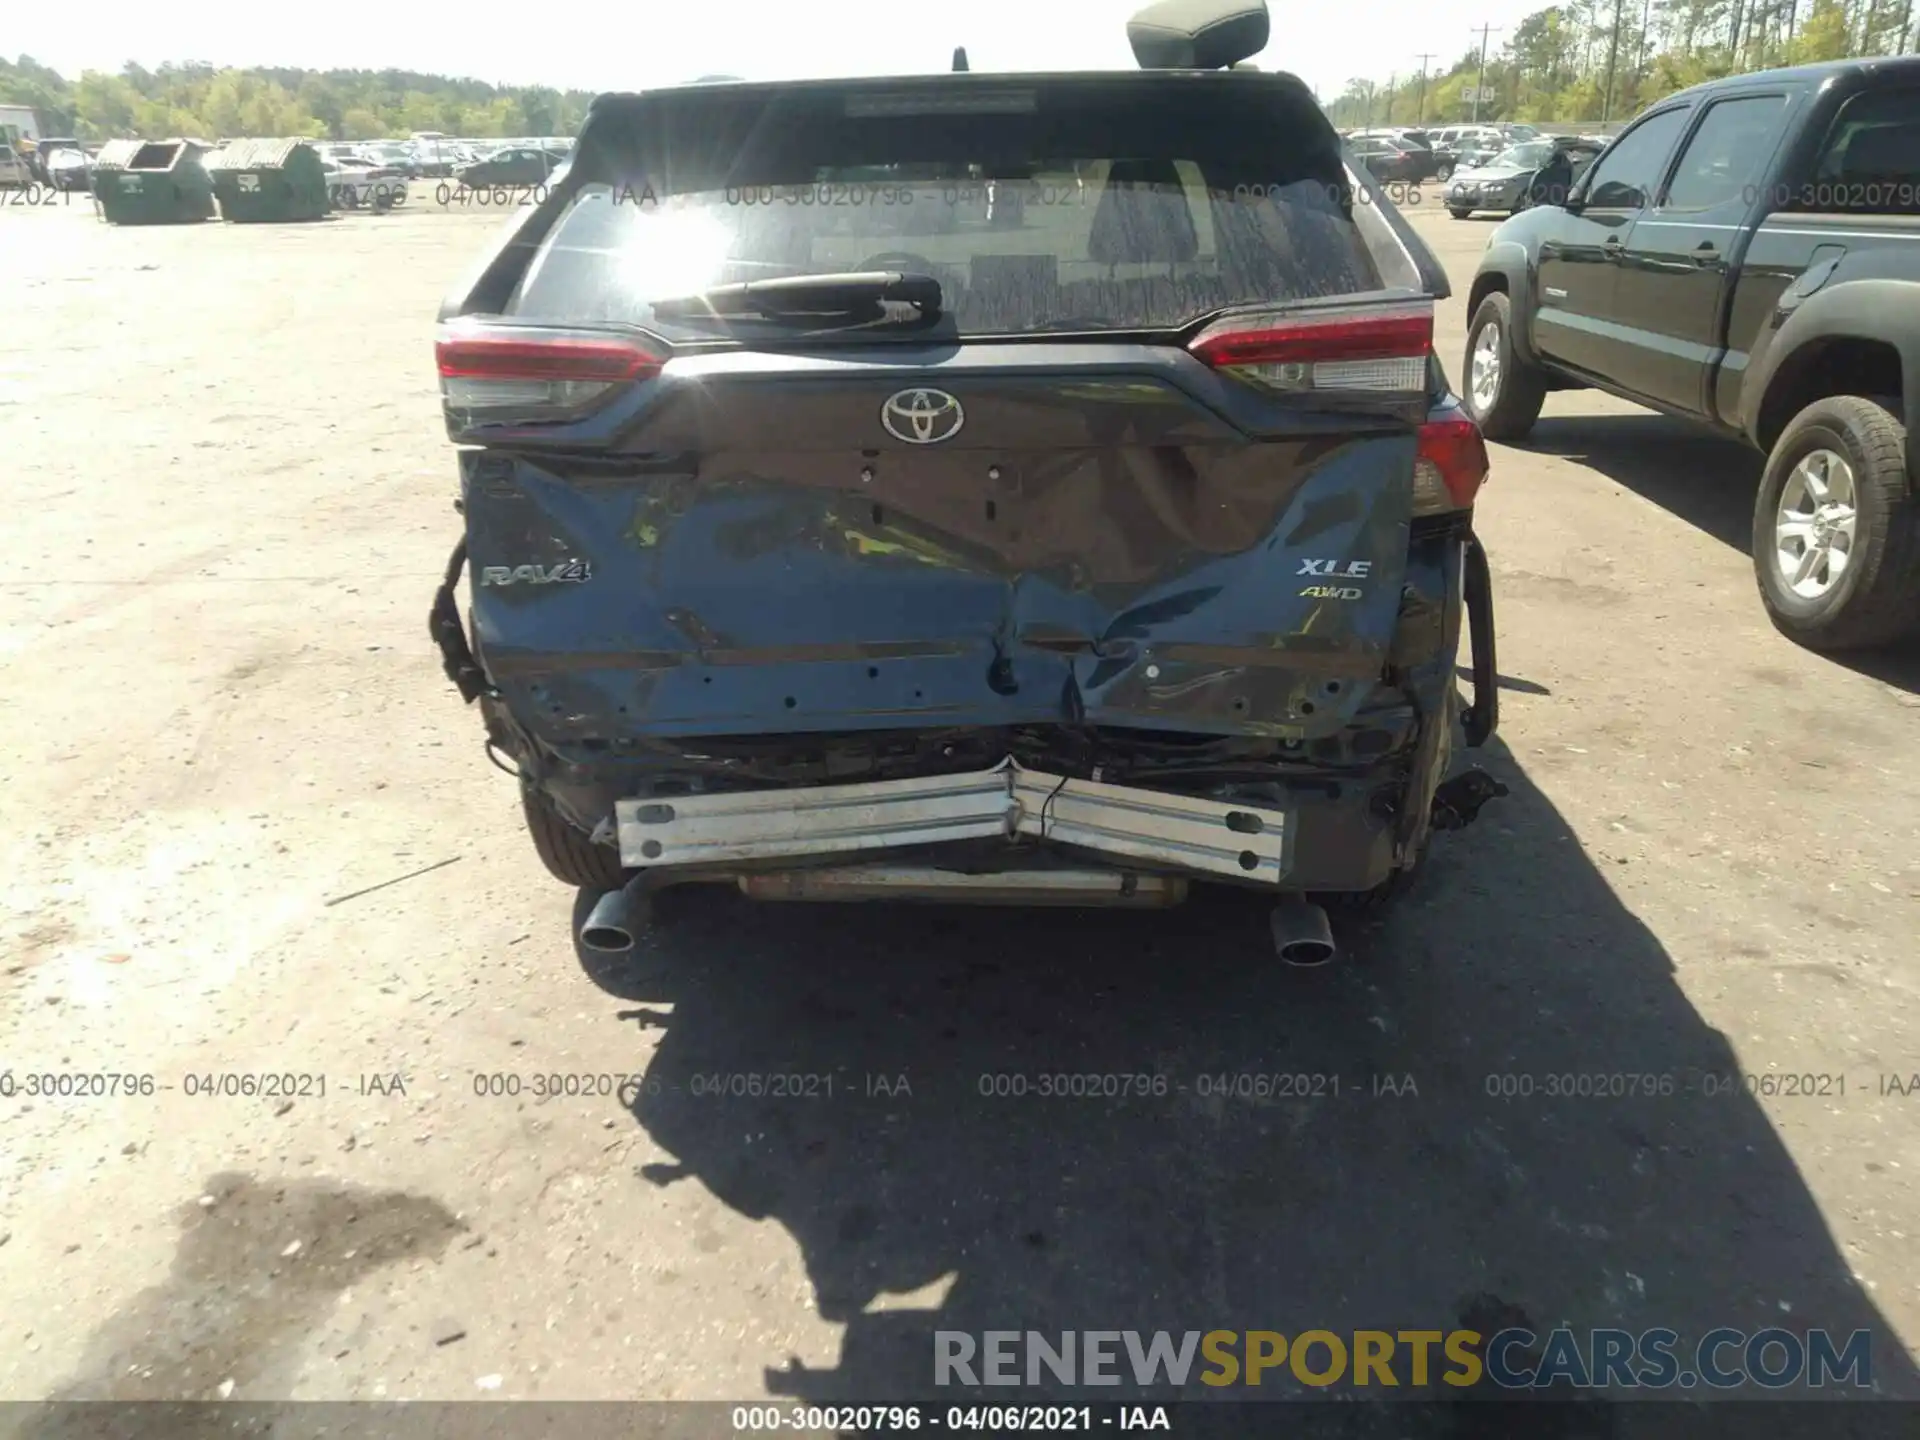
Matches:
[1188,299,1433,396]
[1413,411,1490,516]
[435,322,665,431]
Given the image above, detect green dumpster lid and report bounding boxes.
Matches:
[206,137,318,170]
[92,137,209,172]
[91,139,148,170]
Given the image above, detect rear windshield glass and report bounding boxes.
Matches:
[506,78,1383,339]
[1801,86,1920,211]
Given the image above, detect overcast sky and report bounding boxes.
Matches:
[16,0,1548,104]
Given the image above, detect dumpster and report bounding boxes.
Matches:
[91,138,216,225]
[207,138,332,222]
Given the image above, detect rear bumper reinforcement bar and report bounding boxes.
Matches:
[616,758,1293,883]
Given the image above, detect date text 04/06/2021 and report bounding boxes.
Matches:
[729,1404,1169,1431]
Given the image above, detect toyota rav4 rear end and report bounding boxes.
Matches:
[428,1,1505,958]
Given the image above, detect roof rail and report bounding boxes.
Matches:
[1127,0,1270,69]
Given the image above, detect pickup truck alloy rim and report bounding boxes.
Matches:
[1470,322,1503,411]
[1774,447,1858,600]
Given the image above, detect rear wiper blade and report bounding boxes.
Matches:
[650,271,942,322]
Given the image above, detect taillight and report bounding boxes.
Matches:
[1189,299,1433,395]
[1413,413,1490,516]
[434,322,665,430]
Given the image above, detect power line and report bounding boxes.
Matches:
[1470,23,1503,123]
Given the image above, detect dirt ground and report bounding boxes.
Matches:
[2,191,1919,1415]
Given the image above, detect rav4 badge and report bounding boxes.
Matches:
[480,560,591,586]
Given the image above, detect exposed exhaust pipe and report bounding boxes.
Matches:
[1270,897,1336,967]
[580,880,645,953]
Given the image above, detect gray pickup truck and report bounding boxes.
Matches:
[1463,57,1920,651]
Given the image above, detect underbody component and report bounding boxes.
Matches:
[1430,768,1509,831]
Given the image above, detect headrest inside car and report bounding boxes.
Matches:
[1088,159,1200,266]
[1839,122,1920,181]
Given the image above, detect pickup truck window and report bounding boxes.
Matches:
[1581,106,1689,210]
[1661,95,1788,212]
[1792,87,1920,213]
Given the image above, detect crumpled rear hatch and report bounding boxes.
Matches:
[439,72,1482,746]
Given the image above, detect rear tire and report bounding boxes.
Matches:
[1462,291,1548,441]
[1753,395,1920,651]
[521,784,627,890]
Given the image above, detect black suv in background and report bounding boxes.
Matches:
[454,145,566,188]
[1464,57,1920,650]
[429,0,1505,956]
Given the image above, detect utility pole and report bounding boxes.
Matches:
[1413,53,1436,124]
[1470,24,1502,122]
[1601,0,1626,121]
[1385,72,1396,125]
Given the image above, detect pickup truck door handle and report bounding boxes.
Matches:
[1693,241,1719,266]
[1602,235,1623,252]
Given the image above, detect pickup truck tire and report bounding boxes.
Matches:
[521,783,627,890]
[1463,292,1548,441]
[1448,207,1472,219]
[1754,396,1920,651]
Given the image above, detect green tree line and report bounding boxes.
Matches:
[1326,0,1914,128]
[0,54,599,140]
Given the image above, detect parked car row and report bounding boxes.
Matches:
[1339,121,1546,184]
[1446,135,1607,217]
[5,131,575,199]
[313,136,572,189]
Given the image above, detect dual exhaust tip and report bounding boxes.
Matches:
[580,881,645,954]
[579,874,1338,967]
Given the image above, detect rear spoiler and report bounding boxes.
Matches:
[1127,0,1270,69]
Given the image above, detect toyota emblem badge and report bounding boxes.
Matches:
[880,388,965,445]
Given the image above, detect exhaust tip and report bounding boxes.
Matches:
[1270,898,1336,968]
[579,885,638,953]
[1277,936,1337,968]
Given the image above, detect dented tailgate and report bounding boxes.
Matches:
[463,344,1416,744]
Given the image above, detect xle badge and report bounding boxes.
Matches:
[1298,559,1373,578]
[1298,558,1369,600]
[480,560,591,586]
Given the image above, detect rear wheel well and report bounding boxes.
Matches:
[1757,337,1903,451]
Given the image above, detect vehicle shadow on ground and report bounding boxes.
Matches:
[583,737,1916,1424]
[1524,413,1920,693]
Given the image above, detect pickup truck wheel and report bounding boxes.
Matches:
[1754,395,1920,651]
[1463,292,1547,441]
[1448,206,1472,219]
[521,784,627,890]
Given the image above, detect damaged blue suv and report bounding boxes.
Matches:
[429,0,1505,961]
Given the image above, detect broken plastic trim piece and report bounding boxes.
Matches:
[428,538,489,704]
[614,758,1291,882]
